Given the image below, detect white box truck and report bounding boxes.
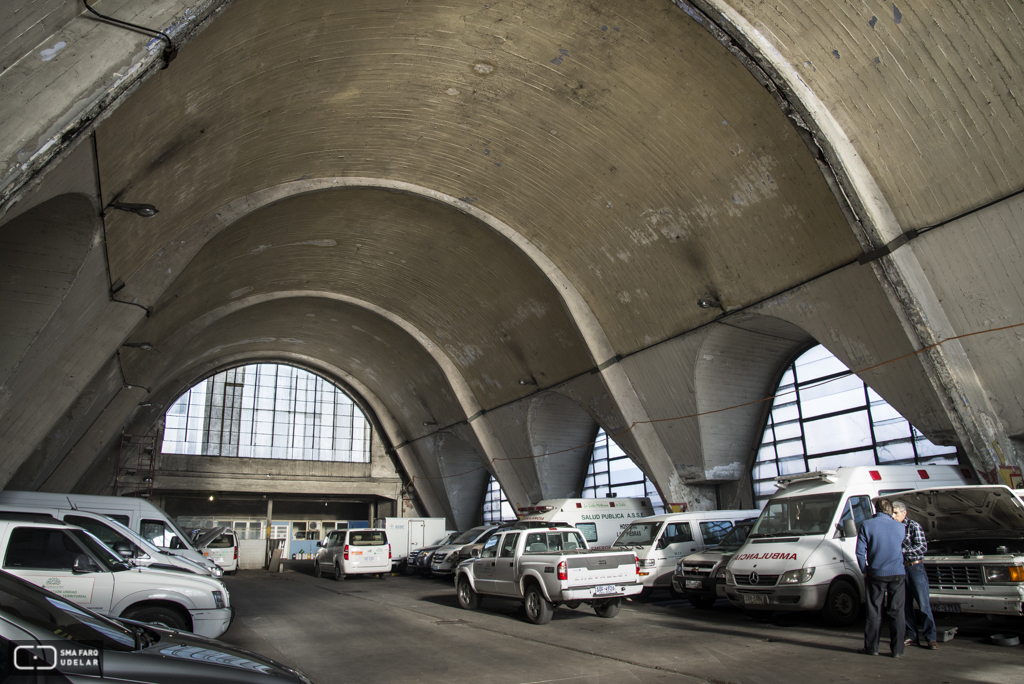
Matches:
[724,465,977,625]
[516,498,655,549]
[374,517,447,570]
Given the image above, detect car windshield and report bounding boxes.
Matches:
[750,493,843,537]
[349,531,387,546]
[0,570,136,651]
[716,523,754,551]
[613,522,663,547]
[452,528,487,545]
[67,529,132,572]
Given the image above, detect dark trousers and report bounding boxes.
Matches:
[864,575,906,655]
[904,563,936,642]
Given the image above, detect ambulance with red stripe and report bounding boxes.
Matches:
[724,465,976,625]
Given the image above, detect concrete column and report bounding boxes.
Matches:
[264,498,273,569]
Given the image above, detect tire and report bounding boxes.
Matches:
[402,562,416,576]
[669,583,684,600]
[123,605,189,632]
[637,586,654,600]
[523,584,553,625]
[457,577,481,610]
[687,594,718,609]
[313,562,322,579]
[334,563,345,581]
[821,580,860,626]
[594,598,621,618]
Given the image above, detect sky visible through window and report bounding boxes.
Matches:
[753,344,958,506]
[162,363,370,462]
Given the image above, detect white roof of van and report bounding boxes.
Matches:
[624,510,761,524]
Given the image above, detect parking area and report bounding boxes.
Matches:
[218,565,1023,684]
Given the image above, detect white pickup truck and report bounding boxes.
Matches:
[454,526,641,624]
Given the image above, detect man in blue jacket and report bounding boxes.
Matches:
[856,498,906,657]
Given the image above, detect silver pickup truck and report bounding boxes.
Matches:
[898,484,1024,617]
[454,526,641,624]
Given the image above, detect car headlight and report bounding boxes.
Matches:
[713,565,725,578]
[779,567,816,584]
[725,569,735,585]
[212,591,225,609]
[210,565,224,578]
[986,565,1024,583]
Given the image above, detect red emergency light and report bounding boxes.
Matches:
[869,470,882,481]
[917,470,930,479]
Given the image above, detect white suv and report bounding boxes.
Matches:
[0,512,233,638]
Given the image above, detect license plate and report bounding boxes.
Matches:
[743,594,769,605]
[685,580,702,590]
[593,585,617,596]
[932,603,961,613]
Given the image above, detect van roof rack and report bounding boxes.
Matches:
[775,470,838,488]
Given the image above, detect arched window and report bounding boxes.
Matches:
[752,345,958,506]
[162,363,371,462]
[582,428,665,513]
[482,475,514,524]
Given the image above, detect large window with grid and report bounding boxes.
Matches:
[753,345,959,506]
[162,363,370,462]
[482,475,514,524]
[582,428,665,513]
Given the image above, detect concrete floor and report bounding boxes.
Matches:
[218,564,1023,684]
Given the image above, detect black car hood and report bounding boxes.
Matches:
[103,620,308,683]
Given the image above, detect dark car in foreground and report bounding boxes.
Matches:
[0,569,314,683]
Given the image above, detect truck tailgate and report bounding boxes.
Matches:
[566,553,636,587]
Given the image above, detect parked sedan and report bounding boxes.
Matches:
[0,569,314,683]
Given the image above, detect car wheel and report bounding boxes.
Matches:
[593,598,621,618]
[402,562,416,576]
[123,605,189,632]
[687,594,718,609]
[334,563,345,581]
[523,584,553,625]
[457,577,481,610]
[822,580,860,626]
[313,562,322,579]
[668,583,684,600]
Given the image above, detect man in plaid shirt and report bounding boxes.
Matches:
[893,500,938,649]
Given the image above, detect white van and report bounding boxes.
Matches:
[195,529,240,574]
[0,491,220,577]
[724,465,977,625]
[517,498,656,549]
[0,512,232,637]
[612,510,761,597]
[314,528,391,579]
[0,504,214,577]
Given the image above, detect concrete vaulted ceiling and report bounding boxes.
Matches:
[2,0,1023,518]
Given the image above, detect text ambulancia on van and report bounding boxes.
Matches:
[724,465,976,625]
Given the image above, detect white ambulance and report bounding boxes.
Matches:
[516,498,655,549]
[613,509,761,597]
[724,465,976,625]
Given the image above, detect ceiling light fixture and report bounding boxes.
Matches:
[122,342,153,351]
[110,201,159,218]
[697,298,722,310]
[423,421,437,427]
[518,378,537,386]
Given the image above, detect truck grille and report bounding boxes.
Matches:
[926,564,983,587]
[734,573,779,587]
[682,562,715,577]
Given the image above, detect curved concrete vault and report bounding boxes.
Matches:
[2,0,1023,527]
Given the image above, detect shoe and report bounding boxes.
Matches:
[892,652,904,659]
[927,641,938,650]
[904,638,915,646]
[857,648,878,656]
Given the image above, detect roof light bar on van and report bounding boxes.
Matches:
[775,470,838,489]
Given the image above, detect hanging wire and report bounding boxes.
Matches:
[83,0,177,67]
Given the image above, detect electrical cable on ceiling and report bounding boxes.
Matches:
[82,0,177,67]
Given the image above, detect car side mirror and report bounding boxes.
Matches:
[842,519,858,539]
[72,554,98,574]
[471,548,481,558]
[316,542,323,547]
[112,541,133,558]
[656,537,668,550]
